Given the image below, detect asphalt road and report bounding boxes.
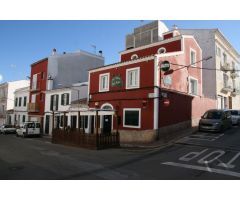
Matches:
[1,126,240,180]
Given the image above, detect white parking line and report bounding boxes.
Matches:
[162,161,240,178]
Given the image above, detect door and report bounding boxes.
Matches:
[90,116,95,134]
[229,97,232,109]
[45,115,50,134]
[71,116,77,129]
[102,115,112,135]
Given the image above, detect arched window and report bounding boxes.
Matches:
[131,54,138,60]
[157,47,166,54]
[101,103,113,110]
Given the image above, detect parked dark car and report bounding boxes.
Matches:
[0,124,16,134]
[229,110,240,125]
[199,109,232,132]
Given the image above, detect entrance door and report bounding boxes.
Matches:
[45,115,50,134]
[71,116,77,129]
[229,96,232,109]
[90,116,95,134]
[102,115,112,135]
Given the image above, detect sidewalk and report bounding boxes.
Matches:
[121,127,198,150]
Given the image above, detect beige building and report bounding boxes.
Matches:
[180,29,240,110]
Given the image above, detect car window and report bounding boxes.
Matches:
[203,111,222,119]
[35,123,40,128]
[27,123,35,128]
[231,110,239,116]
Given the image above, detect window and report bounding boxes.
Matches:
[15,98,18,107]
[223,53,227,64]
[23,96,27,107]
[126,67,140,89]
[216,45,221,57]
[22,115,25,123]
[190,49,196,66]
[157,47,166,54]
[131,54,138,60]
[223,73,229,88]
[19,97,22,107]
[189,77,198,95]
[50,94,59,111]
[123,108,141,128]
[61,93,70,105]
[99,73,109,92]
[32,74,37,90]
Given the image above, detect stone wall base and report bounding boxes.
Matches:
[118,118,200,144]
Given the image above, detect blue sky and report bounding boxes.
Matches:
[0,20,240,83]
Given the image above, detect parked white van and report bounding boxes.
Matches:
[16,122,41,137]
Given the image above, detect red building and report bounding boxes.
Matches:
[28,58,48,127]
[88,28,215,144]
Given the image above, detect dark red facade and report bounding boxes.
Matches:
[28,58,48,124]
[89,29,216,138]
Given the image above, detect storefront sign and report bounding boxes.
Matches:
[111,75,122,87]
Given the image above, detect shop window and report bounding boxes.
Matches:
[123,108,141,128]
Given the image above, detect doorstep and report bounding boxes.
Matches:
[121,127,198,150]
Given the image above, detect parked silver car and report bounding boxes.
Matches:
[0,124,16,134]
[229,110,240,125]
[199,109,232,132]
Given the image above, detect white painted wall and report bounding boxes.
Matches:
[14,86,29,125]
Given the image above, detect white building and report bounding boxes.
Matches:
[179,29,240,109]
[0,80,30,125]
[44,82,89,135]
[13,86,30,126]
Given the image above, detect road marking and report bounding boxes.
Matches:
[182,133,224,142]
[162,161,240,178]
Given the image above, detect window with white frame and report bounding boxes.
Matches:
[189,77,198,95]
[99,73,109,92]
[216,46,221,57]
[126,67,140,89]
[123,108,141,128]
[61,93,70,105]
[223,52,227,64]
[190,49,196,66]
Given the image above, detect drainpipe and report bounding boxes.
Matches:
[154,55,160,138]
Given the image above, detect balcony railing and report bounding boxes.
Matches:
[231,72,239,79]
[231,88,240,96]
[222,85,233,93]
[220,62,233,72]
[27,103,40,112]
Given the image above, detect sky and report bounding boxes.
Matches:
[0,20,240,83]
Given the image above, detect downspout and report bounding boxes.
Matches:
[154,55,160,138]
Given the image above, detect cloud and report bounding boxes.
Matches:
[10,64,16,68]
[0,74,3,82]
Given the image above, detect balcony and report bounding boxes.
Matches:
[231,72,239,79]
[220,62,233,72]
[27,103,40,112]
[222,85,233,93]
[231,88,240,96]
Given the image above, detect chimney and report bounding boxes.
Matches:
[172,24,178,30]
[52,48,57,55]
[98,50,103,56]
